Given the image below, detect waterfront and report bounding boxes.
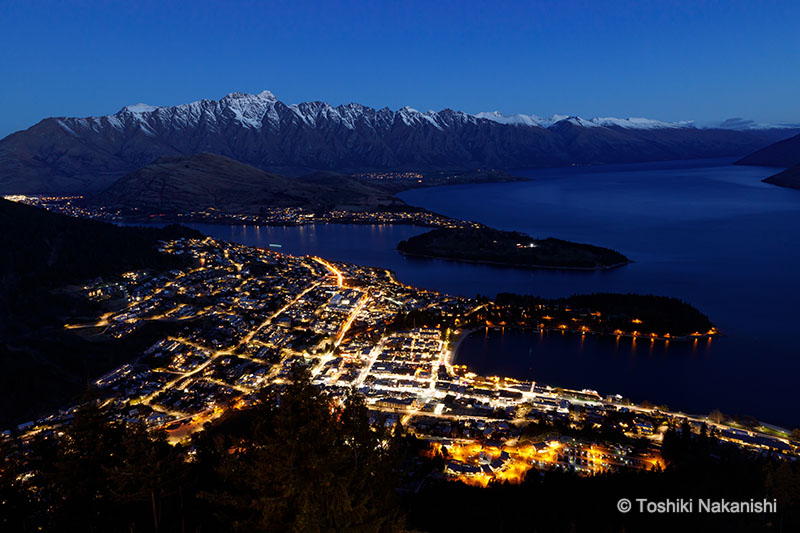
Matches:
[457,327,715,409]
[186,159,800,427]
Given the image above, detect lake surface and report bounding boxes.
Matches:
[184,159,800,428]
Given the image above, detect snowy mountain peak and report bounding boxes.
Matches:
[122,103,159,114]
[257,89,277,100]
[222,90,277,102]
[474,111,694,130]
[222,93,278,128]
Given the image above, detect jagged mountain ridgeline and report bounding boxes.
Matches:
[1,90,797,194]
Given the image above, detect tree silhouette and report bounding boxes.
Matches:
[104,422,188,532]
[32,403,125,531]
[202,366,403,532]
[0,439,34,531]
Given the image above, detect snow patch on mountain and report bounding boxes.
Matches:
[474,111,694,129]
[123,103,159,113]
[474,111,545,127]
[56,119,77,136]
[709,118,800,131]
[591,117,694,129]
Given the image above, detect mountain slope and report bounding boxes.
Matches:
[763,165,800,189]
[735,132,800,168]
[94,153,402,213]
[0,198,200,427]
[0,198,197,297]
[1,90,796,194]
[735,133,800,189]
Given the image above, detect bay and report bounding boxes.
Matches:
[179,159,800,427]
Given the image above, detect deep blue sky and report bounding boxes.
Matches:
[1,0,799,138]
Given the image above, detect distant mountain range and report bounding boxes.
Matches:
[736,132,800,190]
[1,90,797,194]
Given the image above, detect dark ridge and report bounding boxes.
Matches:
[0,198,198,300]
[735,132,800,168]
[763,164,800,190]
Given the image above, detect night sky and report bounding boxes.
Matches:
[1,0,799,138]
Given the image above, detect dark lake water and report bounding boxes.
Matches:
[182,159,800,428]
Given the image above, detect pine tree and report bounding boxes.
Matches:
[0,440,34,531]
[34,403,125,531]
[203,366,404,532]
[104,422,188,532]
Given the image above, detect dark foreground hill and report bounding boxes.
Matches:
[0,198,200,427]
[94,153,402,213]
[0,198,197,294]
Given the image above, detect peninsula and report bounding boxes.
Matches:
[397,226,630,270]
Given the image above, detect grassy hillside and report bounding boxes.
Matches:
[95,153,403,214]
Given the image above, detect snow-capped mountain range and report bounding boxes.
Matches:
[473,110,695,129]
[0,90,796,194]
[69,90,701,134]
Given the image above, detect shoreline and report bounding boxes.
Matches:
[481,324,718,343]
[448,327,479,366]
[450,325,719,370]
[448,325,794,441]
[115,217,443,229]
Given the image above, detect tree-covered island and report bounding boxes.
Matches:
[491,292,716,339]
[397,226,630,270]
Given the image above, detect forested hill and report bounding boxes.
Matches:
[0,199,200,427]
[398,227,629,269]
[0,198,198,300]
